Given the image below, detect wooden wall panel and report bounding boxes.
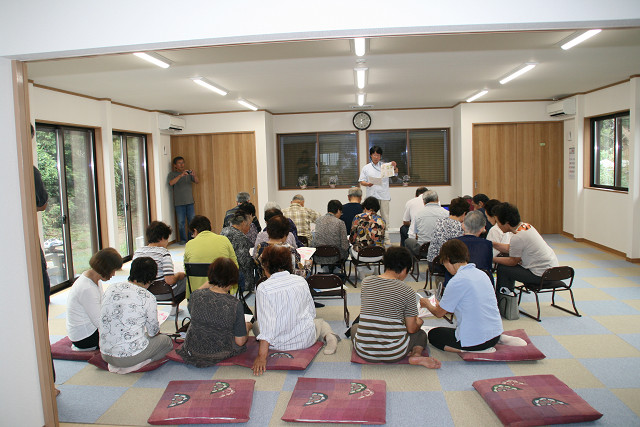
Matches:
[472,124,518,203]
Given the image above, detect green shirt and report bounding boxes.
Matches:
[184,231,238,298]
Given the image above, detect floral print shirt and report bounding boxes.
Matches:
[427,217,463,262]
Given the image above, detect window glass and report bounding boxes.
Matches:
[591,112,629,191]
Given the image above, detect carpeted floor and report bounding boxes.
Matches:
[49,234,640,426]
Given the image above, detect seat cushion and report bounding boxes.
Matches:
[51,336,99,361]
[282,377,386,424]
[459,329,545,362]
[223,336,323,370]
[148,380,255,425]
[87,353,170,373]
[473,374,602,426]
[350,347,429,364]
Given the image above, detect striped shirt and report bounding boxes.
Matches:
[354,275,418,362]
[133,246,174,281]
[256,271,316,351]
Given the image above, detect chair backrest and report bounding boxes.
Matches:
[307,274,344,290]
[419,242,430,255]
[541,266,574,283]
[184,262,210,278]
[357,245,385,259]
[313,245,340,258]
[147,280,174,298]
[298,235,309,246]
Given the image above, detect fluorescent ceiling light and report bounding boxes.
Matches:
[354,38,367,57]
[499,63,537,85]
[355,67,368,90]
[237,98,258,111]
[357,93,366,106]
[191,77,228,96]
[466,90,488,103]
[561,29,602,50]
[133,52,172,68]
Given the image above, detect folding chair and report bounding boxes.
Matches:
[297,235,309,247]
[347,245,385,288]
[307,274,350,326]
[410,242,430,281]
[311,245,346,276]
[424,255,445,290]
[184,262,210,296]
[515,266,580,322]
[147,280,182,332]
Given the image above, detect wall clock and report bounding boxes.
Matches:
[353,111,371,130]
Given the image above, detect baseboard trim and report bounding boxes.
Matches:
[561,231,639,263]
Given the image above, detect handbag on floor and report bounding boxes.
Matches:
[498,289,519,320]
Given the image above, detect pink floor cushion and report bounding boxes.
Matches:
[87,353,169,372]
[350,346,430,364]
[282,377,386,424]
[51,336,99,361]
[148,379,255,425]
[459,329,546,362]
[224,336,323,370]
[473,374,603,426]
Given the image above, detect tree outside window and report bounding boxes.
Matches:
[591,112,629,191]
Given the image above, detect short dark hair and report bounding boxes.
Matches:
[448,197,470,217]
[172,156,184,165]
[415,187,428,197]
[496,202,520,227]
[439,239,470,265]
[189,215,212,233]
[128,257,157,284]
[369,146,383,156]
[89,247,123,278]
[264,208,283,223]
[361,196,380,212]
[230,211,250,226]
[266,215,290,240]
[146,221,172,243]
[261,245,293,275]
[237,201,256,217]
[327,199,342,214]
[208,257,239,288]
[473,194,489,205]
[383,246,411,274]
[484,199,501,217]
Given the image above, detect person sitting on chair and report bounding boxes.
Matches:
[312,199,349,271]
[405,190,448,258]
[349,196,386,261]
[66,248,122,351]
[282,194,321,244]
[341,187,363,236]
[221,211,258,293]
[254,214,306,277]
[352,246,441,369]
[133,221,187,315]
[484,199,512,257]
[426,197,470,277]
[254,207,298,250]
[252,245,339,376]
[422,239,503,353]
[445,210,494,286]
[400,186,429,247]
[99,257,173,369]
[177,258,252,367]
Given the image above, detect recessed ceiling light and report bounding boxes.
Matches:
[466,90,488,103]
[133,52,172,68]
[237,98,258,111]
[191,77,228,96]
[354,67,368,90]
[561,29,602,50]
[499,63,537,85]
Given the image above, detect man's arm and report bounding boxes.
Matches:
[164,272,186,285]
[492,241,510,254]
[493,256,521,266]
[190,170,200,184]
[168,171,187,186]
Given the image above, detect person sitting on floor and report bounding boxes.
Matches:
[312,199,349,271]
[422,239,503,353]
[252,245,339,376]
[352,246,441,368]
[341,187,364,236]
[99,257,173,370]
[184,215,237,297]
[426,197,470,277]
[177,257,252,367]
[66,247,122,351]
[349,196,386,259]
[484,199,512,257]
[221,211,258,293]
[133,221,187,315]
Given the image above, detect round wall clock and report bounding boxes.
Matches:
[353,111,371,130]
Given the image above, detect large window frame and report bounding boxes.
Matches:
[277,131,360,190]
[590,111,629,192]
[367,128,450,186]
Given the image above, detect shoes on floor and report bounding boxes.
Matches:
[314,301,325,308]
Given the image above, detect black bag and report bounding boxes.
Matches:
[498,291,519,320]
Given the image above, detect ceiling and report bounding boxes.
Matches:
[27,28,640,115]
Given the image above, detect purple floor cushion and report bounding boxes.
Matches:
[87,353,170,372]
[224,337,323,370]
[166,344,236,366]
[51,336,99,361]
[148,379,255,425]
[282,377,386,424]
[459,329,545,362]
[473,375,603,426]
[350,346,429,364]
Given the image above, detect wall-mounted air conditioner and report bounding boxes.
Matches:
[158,114,185,131]
[546,98,576,117]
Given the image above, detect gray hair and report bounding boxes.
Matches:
[292,194,304,202]
[422,190,439,204]
[264,201,281,211]
[348,187,362,198]
[230,211,250,226]
[464,210,486,235]
[236,192,250,203]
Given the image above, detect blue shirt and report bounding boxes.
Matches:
[438,263,503,347]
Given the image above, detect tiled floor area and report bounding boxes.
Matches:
[49,234,640,426]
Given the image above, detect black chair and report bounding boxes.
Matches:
[307,274,350,326]
[147,280,183,332]
[311,245,346,276]
[515,266,580,322]
[297,235,309,247]
[425,255,445,290]
[184,262,210,296]
[347,245,385,288]
[410,242,430,281]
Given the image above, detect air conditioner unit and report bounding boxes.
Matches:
[158,115,185,131]
[546,98,576,117]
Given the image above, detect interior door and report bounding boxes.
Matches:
[472,124,518,203]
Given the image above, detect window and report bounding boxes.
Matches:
[278,132,359,189]
[368,129,450,185]
[591,112,629,191]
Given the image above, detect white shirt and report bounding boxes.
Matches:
[509,226,559,276]
[486,224,512,257]
[359,162,395,201]
[256,271,316,351]
[403,196,425,235]
[413,203,449,243]
[66,274,103,341]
